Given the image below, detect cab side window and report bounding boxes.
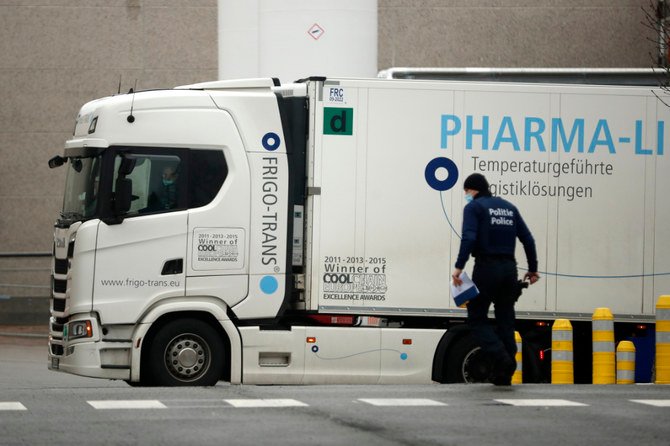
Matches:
[111,148,226,217]
[189,150,227,208]
[113,153,184,215]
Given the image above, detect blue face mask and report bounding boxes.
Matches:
[465,193,473,204]
[162,178,174,186]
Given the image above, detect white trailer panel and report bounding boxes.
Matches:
[310,79,670,319]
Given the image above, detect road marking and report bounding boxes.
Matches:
[630,399,670,407]
[358,398,447,407]
[224,399,308,408]
[495,399,588,407]
[0,402,27,411]
[87,400,167,409]
[162,399,228,409]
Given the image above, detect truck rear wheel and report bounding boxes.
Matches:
[148,318,224,386]
[444,334,492,383]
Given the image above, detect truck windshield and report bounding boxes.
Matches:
[62,155,102,220]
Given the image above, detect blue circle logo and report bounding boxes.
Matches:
[262,132,281,151]
[425,157,459,191]
[311,345,319,353]
[260,275,279,294]
[400,353,408,361]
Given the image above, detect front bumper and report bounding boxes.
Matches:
[48,325,132,381]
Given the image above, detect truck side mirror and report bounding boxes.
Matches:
[118,156,137,176]
[113,178,133,215]
[48,155,65,169]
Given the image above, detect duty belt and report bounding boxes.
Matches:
[474,254,516,262]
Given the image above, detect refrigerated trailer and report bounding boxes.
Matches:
[47,75,669,385]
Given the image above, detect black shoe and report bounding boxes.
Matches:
[490,355,515,386]
[491,374,512,386]
[502,355,517,377]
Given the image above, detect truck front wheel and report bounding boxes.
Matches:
[148,318,224,386]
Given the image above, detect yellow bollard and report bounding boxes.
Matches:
[656,295,670,384]
[512,331,522,384]
[616,341,636,384]
[592,307,615,384]
[552,319,574,384]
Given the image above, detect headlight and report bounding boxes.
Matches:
[66,320,92,341]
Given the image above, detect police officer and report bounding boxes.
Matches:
[451,173,539,386]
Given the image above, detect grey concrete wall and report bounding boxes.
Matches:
[0,0,656,313]
[0,1,218,310]
[379,0,656,69]
[0,0,217,253]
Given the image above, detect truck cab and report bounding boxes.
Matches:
[49,79,306,385]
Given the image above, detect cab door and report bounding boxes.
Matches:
[93,149,188,324]
[185,143,251,308]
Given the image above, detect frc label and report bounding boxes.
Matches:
[325,86,349,104]
[192,228,245,271]
[328,87,345,103]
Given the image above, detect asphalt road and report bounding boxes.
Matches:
[1,333,670,446]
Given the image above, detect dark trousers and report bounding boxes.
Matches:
[467,257,518,364]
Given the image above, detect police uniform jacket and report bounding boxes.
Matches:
[455,194,538,273]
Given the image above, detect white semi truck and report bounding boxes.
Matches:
[48,75,669,386]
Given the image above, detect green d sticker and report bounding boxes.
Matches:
[324,107,353,135]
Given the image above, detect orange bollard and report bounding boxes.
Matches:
[552,319,573,384]
[512,331,522,384]
[616,341,636,384]
[592,308,615,384]
[656,296,670,384]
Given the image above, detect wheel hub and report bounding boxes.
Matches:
[177,347,198,368]
[164,334,210,382]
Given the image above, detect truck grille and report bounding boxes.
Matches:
[53,298,66,312]
[51,238,74,346]
[50,344,64,356]
[54,258,68,275]
[53,279,67,294]
[50,318,65,333]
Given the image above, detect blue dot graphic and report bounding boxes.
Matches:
[260,275,279,294]
[262,132,281,151]
[311,345,319,353]
[400,353,408,361]
[425,157,459,191]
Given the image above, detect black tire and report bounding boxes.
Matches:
[126,367,155,387]
[444,334,493,383]
[147,318,225,386]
